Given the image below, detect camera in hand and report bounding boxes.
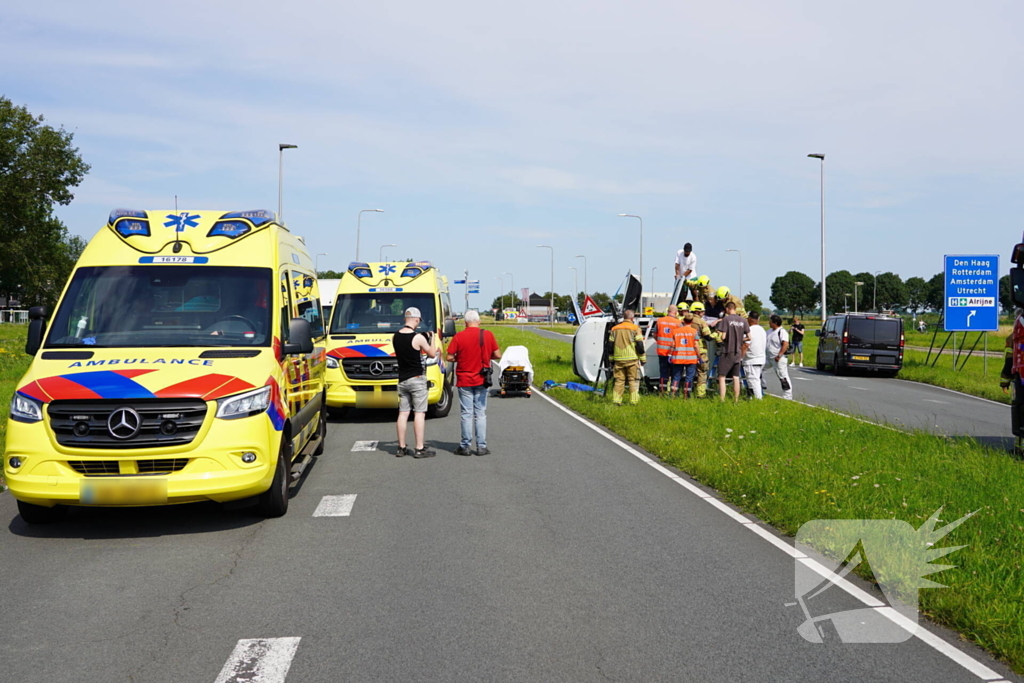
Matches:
[480,367,493,388]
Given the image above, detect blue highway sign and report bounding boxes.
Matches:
[944,255,999,332]
[453,280,466,285]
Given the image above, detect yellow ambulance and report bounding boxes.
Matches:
[4,209,327,523]
[325,260,455,417]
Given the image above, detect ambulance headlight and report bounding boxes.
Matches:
[326,356,339,369]
[216,386,272,419]
[10,393,43,423]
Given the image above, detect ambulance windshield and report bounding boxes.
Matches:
[330,293,436,334]
[46,265,273,347]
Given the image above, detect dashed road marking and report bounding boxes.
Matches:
[533,388,1007,682]
[923,399,950,405]
[214,637,300,683]
[351,440,378,452]
[313,494,357,517]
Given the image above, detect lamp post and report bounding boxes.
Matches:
[504,271,514,312]
[873,270,882,312]
[277,143,298,224]
[575,255,587,295]
[569,266,578,308]
[495,276,504,314]
[726,248,742,299]
[315,252,327,274]
[844,293,851,314]
[537,245,554,323]
[854,281,864,314]
[807,153,825,319]
[355,209,383,261]
[379,243,396,261]
[617,214,643,288]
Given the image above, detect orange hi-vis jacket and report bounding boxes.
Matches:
[655,315,682,357]
[670,325,699,364]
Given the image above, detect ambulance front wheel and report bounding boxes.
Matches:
[17,500,68,525]
[258,440,291,518]
[428,380,453,418]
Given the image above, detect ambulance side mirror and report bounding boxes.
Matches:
[815,329,822,337]
[442,318,457,339]
[284,317,314,356]
[25,306,47,356]
[1011,268,1024,308]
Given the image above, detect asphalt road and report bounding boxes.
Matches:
[532,327,1013,451]
[0,381,1017,682]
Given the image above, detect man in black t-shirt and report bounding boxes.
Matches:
[790,317,806,367]
[717,301,750,404]
[393,307,441,458]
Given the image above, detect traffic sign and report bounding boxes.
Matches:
[944,254,999,332]
[453,280,466,284]
[581,295,603,317]
[468,289,480,294]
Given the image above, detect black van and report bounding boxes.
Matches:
[815,314,904,376]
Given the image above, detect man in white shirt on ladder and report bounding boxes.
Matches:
[674,243,697,282]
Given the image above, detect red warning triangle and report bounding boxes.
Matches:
[581,295,603,317]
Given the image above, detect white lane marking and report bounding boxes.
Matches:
[895,378,1011,408]
[850,386,870,391]
[351,440,378,452]
[783,396,905,433]
[214,637,300,683]
[793,377,814,381]
[923,399,950,405]
[312,494,357,517]
[534,388,1008,681]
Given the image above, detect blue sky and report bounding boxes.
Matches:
[4,0,1021,309]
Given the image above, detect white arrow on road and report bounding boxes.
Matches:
[967,310,976,327]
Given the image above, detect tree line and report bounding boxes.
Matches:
[0,97,90,310]
[770,269,1013,316]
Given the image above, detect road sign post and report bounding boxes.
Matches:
[943,255,999,332]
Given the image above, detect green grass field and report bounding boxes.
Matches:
[490,325,1024,673]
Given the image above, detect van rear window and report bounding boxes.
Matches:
[848,319,901,345]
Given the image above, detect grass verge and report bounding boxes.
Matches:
[490,325,1024,673]
[0,326,30,493]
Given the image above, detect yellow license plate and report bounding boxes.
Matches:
[852,355,870,361]
[80,478,168,505]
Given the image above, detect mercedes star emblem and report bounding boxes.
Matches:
[369,360,386,376]
[107,407,142,439]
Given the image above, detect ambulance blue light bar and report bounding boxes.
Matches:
[401,261,433,277]
[348,261,373,278]
[109,208,147,223]
[219,210,275,226]
[208,221,251,239]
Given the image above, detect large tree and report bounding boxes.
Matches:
[924,272,945,312]
[490,290,523,311]
[0,97,90,309]
[873,272,907,311]
[815,270,856,315]
[770,270,816,314]
[905,276,928,313]
[743,292,764,315]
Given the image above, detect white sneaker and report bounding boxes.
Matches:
[799,363,804,367]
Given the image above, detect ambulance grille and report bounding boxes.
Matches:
[342,358,399,380]
[67,458,190,476]
[48,399,207,449]
[67,460,120,475]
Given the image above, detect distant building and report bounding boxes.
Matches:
[525,292,552,320]
[641,292,672,313]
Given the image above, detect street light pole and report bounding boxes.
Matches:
[617,214,643,288]
[726,248,742,299]
[808,154,825,320]
[495,276,504,314]
[537,245,554,323]
[379,243,397,261]
[854,281,864,314]
[575,255,587,295]
[277,143,298,224]
[355,209,383,261]
[873,270,882,312]
[650,265,657,311]
[315,252,327,273]
[844,293,850,314]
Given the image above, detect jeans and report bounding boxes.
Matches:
[458,386,489,449]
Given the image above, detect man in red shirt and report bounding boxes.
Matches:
[445,310,501,455]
